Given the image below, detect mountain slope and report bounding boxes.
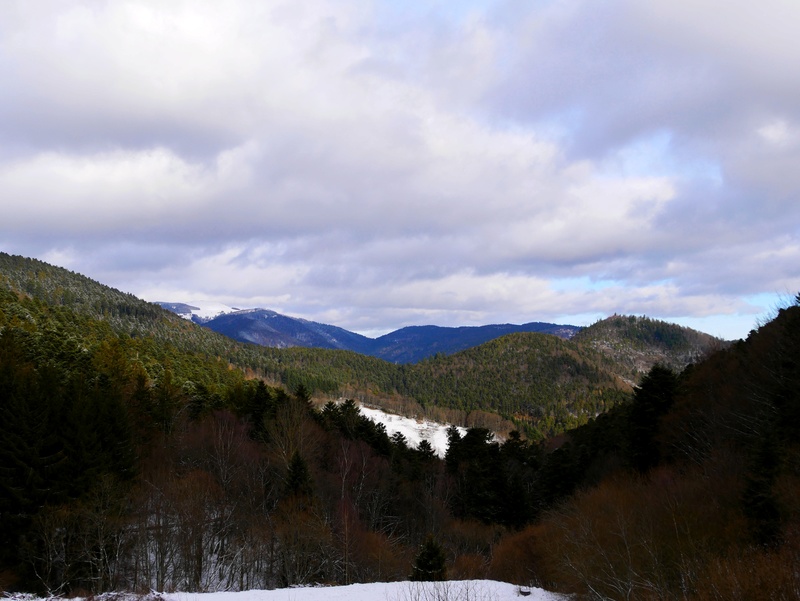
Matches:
[573,314,725,383]
[512,299,800,599]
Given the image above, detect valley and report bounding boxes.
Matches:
[3,252,796,599]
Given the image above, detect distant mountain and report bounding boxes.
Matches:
[158,302,582,363]
[367,322,582,363]
[203,308,375,352]
[158,300,723,372]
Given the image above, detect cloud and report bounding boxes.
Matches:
[1,0,798,340]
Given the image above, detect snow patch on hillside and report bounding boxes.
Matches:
[178,301,240,322]
[357,404,467,458]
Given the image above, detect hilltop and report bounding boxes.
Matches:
[574,314,726,383]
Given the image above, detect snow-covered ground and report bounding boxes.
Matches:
[7,581,564,601]
[167,581,563,600]
[357,404,467,458]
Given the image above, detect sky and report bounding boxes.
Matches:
[1,0,799,341]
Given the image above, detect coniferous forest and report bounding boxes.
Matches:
[2,253,800,599]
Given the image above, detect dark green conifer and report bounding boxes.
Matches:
[417,439,436,460]
[410,535,447,581]
[628,364,677,472]
[285,450,313,498]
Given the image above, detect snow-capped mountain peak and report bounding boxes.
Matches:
[156,301,240,323]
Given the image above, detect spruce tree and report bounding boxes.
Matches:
[410,535,447,581]
[417,439,436,460]
[628,364,677,472]
[285,450,313,498]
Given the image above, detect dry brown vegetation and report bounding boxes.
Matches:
[483,301,800,600]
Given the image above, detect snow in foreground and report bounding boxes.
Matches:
[8,581,565,601]
[175,581,562,601]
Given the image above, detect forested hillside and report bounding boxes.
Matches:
[0,268,573,593]
[2,252,798,599]
[574,314,725,383]
[0,254,634,437]
[394,333,631,437]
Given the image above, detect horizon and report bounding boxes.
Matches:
[151,295,751,341]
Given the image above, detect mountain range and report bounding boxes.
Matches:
[156,301,582,363]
